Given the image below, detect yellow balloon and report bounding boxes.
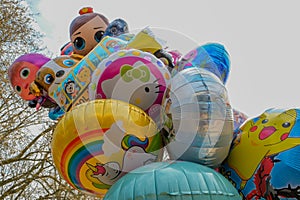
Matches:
[51,99,163,197]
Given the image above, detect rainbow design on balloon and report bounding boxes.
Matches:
[121,134,149,151]
[59,129,107,193]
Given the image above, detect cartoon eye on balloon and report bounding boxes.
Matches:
[94,31,105,43]
[62,59,77,67]
[44,74,55,85]
[14,85,22,94]
[73,37,86,50]
[20,68,30,79]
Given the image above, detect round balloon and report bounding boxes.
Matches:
[89,49,171,118]
[176,43,231,84]
[220,108,300,199]
[51,99,164,197]
[164,67,234,168]
[104,161,241,200]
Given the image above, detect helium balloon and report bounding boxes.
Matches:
[8,53,58,111]
[69,7,109,56]
[29,55,82,111]
[37,29,167,112]
[220,108,300,199]
[60,42,73,55]
[45,36,128,111]
[104,161,241,200]
[33,55,80,96]
[103,18,134,44]
[89,49,171,118]
[233,108,248,131]
[165,67,233,168]
[177,43,230,84]
[8,53,50,101]
[103,18,129,37]
[51,99,163,197]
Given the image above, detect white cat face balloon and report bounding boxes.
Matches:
[89,49,171,115]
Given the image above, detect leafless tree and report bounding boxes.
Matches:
[0,0,98,199]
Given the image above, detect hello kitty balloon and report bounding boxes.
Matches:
[89,49,171,118]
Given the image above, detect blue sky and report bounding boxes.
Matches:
[26,0,300,118]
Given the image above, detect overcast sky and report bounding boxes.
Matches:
[27,0,300,118]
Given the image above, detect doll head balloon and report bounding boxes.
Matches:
[69,7,109,56]
[8,53,51,100]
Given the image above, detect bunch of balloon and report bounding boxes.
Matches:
[7,7,244,197]
[220,108,300,199]
[48,29,172,197]
[104,161,241,199]
[162,67,234,168]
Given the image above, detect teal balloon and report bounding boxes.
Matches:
[104,161,241,200]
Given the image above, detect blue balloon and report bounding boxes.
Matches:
[177,43,231,84]
[103,18,129,37]
[104,161,241,200]
[233,108,248,131]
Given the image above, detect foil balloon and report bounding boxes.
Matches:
[220,108,300,199]
[104,161,241,200]
[30,55,82,112]
[177,43,230,84]
[89,49,171,118]
[69,7,109,56]
[103,18,129,37]
[8,53,59,111]
[233,108,248,131]
[60,42,73,55]
[8,53,50,101]
[164,67,233,168]
[33,55,80,97]
[34,29,166,112]
[40,36,128,112]
[51,99,164,197]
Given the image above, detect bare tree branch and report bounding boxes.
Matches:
[0,0,97,199]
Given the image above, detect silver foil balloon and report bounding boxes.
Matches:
[165,67,233,168]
